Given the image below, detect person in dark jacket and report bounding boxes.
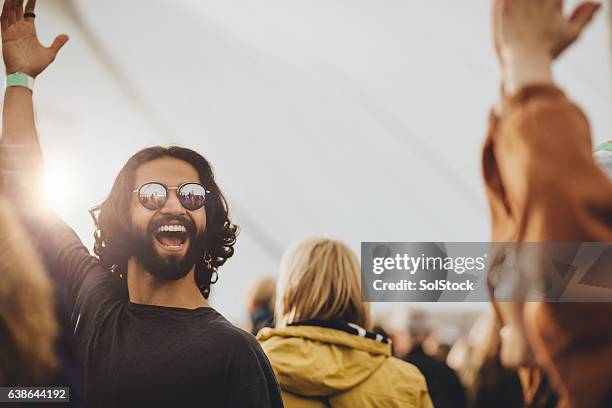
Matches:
[248,277,276,335]
[402,311,467,408]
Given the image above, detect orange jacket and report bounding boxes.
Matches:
[482,85,612,408]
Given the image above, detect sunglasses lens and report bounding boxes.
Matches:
[139,183,167,210]
[178,183,207,210]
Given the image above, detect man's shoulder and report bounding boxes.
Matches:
[198,310,269,358]
[204,310,259,343]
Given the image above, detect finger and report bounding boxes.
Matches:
[569,2,601,34]
[14,0,22,20]
[5,0,15,25]
[24,0,34,21]
[492,0,503,53]
[492,0,503,25]
[1,1,9,30]
[48,34,69,58]
[501,0,513,16]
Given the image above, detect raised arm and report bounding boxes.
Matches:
[0,1,103,311]
[1,0,68,210]
[486,2,612,408]
[489,0,605,239]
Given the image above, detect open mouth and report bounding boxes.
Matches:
[153,224,189,250]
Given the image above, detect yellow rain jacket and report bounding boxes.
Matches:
[257,325,434,408]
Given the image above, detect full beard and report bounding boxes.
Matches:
[129,216,206,281]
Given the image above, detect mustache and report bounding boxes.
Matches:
[147,215,198,238]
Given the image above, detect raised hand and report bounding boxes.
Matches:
[492,0,601,94]
[1,0,68,77]
[493,0,601,63]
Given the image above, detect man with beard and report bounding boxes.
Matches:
[0,1,282,407]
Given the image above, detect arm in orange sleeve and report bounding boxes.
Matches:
[491,85,612,242]
[484,84,612,408]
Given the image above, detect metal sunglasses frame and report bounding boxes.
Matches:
[132,182,211,210]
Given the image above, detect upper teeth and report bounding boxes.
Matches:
[158,225,186,233]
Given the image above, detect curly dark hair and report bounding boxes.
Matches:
[89,146,238,298]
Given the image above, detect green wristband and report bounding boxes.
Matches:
[5,72,35,91]
[595,142,612,153]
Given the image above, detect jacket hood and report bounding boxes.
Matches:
[257,324,391,397]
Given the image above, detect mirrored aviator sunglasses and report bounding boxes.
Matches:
[133,182,210,211]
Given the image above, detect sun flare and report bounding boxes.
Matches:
[43,163,74,213]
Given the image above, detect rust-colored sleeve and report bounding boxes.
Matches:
[482,85,612,408]
[488,85,612,242]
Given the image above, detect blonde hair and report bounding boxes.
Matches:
[275,238,371,329]
[0,198,59,385]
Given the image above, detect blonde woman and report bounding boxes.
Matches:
[258,238,433,407]
[0,197,58,385]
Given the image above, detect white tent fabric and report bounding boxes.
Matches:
[12,0,611,322]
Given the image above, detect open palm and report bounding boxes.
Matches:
[1,0,68,77]
[493,0,601,63]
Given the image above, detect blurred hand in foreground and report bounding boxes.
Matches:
[492,0,601,94]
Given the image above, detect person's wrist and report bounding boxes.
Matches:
[502,44,552,64]
[4,58,40,78]
[5,72,35,92]
[5,68,38,78]
[501,47,553,95]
